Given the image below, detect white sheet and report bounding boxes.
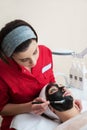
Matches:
[10,86,87,130]
[10,113,59,130]
[54,111,87,130]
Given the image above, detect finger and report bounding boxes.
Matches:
[58,84,65,88]
[34,97,48,103]
[63,91,72,96]
[58,84,63,87]
[75,100,82,111]
[33,109,44,115]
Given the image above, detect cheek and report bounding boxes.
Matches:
[35,54,39,62]
[21,62,28,66]
[36,50,39,61]
[15,60,28,67]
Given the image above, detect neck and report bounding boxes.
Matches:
[25,66,31,72]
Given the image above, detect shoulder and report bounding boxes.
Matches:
[38,45,52,55]
[0,59,9,75]
[0,59,5,68]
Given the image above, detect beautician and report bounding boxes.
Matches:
[0,19,82,130]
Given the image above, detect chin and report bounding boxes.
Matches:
[29,64,36,68]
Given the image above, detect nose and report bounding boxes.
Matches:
[29,57,37,66]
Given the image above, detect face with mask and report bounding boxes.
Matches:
[45,83,74,111]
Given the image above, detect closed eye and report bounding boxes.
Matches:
[48,87,58,95]
[20,58,30,62]
[19,49,38,62]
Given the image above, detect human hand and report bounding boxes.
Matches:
[74,99,82,112]
[63,87,73,97]
[58,84,72,97]
[31,97,49,115]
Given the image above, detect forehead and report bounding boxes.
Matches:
[14,41,38,58]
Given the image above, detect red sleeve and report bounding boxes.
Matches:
[0,78,9,112]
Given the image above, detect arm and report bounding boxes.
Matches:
[0,97,49,116]
[0,102,32,116]
[0,77,49,116]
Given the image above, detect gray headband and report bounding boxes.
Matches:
[1,25,36,57]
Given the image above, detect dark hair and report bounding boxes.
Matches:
[0,19,38,63]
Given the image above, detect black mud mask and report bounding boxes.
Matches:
[45,83,73,112]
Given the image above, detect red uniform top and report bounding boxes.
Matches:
[0,45,55,130]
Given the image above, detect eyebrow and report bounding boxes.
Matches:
[19,57,30,61]
[18,48,37,61]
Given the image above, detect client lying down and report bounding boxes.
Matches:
[45,83,80,122]
[10,83,81,130]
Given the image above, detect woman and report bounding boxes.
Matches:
[0,19,82,130]
[45,83,80,122]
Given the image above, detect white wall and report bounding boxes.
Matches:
[0,0,87,83]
